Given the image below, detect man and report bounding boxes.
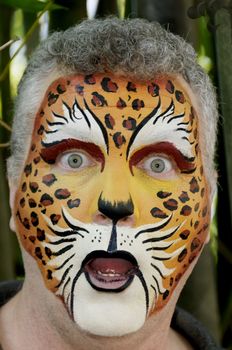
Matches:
[0,17,220,349]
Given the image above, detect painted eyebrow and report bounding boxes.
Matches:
[40,138,105,171]
[129,142,196,175]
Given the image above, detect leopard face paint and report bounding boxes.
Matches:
[14,74,210,336]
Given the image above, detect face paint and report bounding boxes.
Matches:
[14,74,210,336]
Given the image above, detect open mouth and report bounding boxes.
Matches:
[82,251,139,292]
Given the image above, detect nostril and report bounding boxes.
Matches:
[94,212,111,225]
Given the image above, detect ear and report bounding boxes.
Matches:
[8,177,17,232]
[205,185,217,244]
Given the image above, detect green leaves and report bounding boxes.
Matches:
[0,0,66,12]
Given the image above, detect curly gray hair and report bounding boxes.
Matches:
[7,17,218,194]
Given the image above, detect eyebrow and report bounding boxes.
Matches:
[129,142,196,175]
[40,138,105,171]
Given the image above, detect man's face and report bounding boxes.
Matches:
[14,74,210,336]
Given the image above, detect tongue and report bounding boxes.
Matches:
[89,258,133,275]
[85,258,135,290]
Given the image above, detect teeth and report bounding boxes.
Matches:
[96,270,122,277]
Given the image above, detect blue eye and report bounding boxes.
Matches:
[57,151,96,171]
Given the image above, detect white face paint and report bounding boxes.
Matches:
[14,74,210,336]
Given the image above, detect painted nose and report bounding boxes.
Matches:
[96,194,134,224]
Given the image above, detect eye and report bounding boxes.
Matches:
[57,151,95,170]
[137,155,175,178]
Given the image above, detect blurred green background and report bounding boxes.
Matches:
[0,0,231,348]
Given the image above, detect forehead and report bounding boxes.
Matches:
[32,74,198,156]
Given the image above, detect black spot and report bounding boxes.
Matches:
[22,182,27,192]
[163,199,178,211]
[105,114,115,130]
[40,193,54,206]
[29,235,36,243]
[28,198,37,208]
[56,84,66,94]
[75,84,84,96]
[31,211,39,227]
[47,91,59,106]
[91,92,108,107]
[24,164,32,176]
[33,156,40,165]
[178,191,190,203]
[122,117,137,130]
[150,207,168,218]
[54,189,71,200]
[148,83,159,97]
[166,80,175,94]
[50,214,61,225]
[37,125,44,135]
[201,188,205,198]
[175,90,185,103]
[112,132,126,148]
[179,230,190,240]
[47,269,53,280]
[116,97,126,109]
[191,237,201,252]
[194,203,200,212]
[180,205,192,216]
[67,198,81,209]
[31,144,36,151]
[132,99,144,110]
[189,177,200,194]
[163,290,169,300]
[202,206,208,217]
[194,221,199,229]
[29,182,39,193]
[157,191,172,199]
[178,248,187,262]
[20,198,25,208]
[37,228,45,241]
[23,218,30,230]
[45,247,52,258]
[40,110,45,117]
[35,247,42,260]
[42,174,57,187]
[84,75,96,84]
[101,77,118,92]
[126,82,137,92]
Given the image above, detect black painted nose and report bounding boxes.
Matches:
[98,194,134,223]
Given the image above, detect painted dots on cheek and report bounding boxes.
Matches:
[28,198,37,208]
[178,248,188,262]
[67,198,81,209]
[42,174,57,187]
[40,193,54,206]
[47,91,59,106]
[122,117,137,131]
[148,82,160,97]
[29,182,39,193]
[126,82,137,92]
[54,189,71,200]
[150,207,168,219]
[178,191,190,203]
[37,125,44,136]
[31,212,39,227]
[116,97,127,109]
[131,99,145,111]
[105,114,115,130]
[191,237,202,252]
[180,205,192,216]
[165,80,175,94]
[179,229,190,240]
[157,191,172,199]
[112,132,126,148]
[24,164,32,177]
[189,177,200,193]
[50,214,61,225]
[91,92,108,107]
[163,199,178,211]
[37,228,45,241]
[22,182,27,192]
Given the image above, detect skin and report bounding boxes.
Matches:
[0,73,211,349]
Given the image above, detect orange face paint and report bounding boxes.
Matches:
[14,74,210,336]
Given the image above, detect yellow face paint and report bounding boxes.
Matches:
[14,74,210,336]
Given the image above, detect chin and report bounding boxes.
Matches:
[71,273,147,336]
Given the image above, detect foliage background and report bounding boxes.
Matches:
[0,0,231,348]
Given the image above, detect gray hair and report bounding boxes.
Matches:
[8,17,218,193]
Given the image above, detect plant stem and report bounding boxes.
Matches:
[0,119,12,132]
[0,1,53,82]
[0,37,19,52]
